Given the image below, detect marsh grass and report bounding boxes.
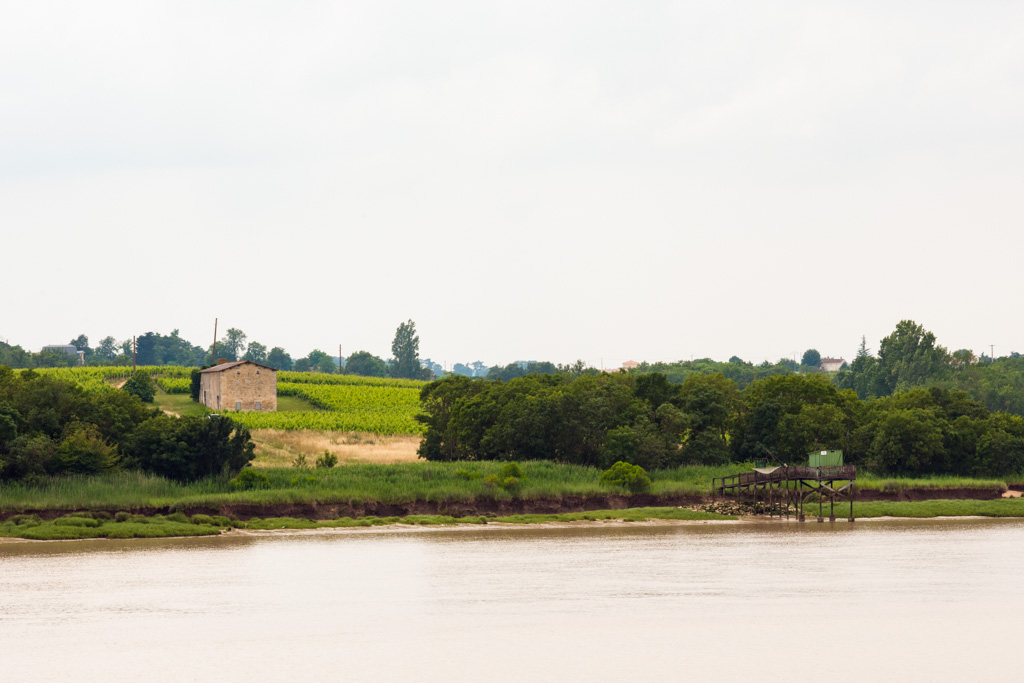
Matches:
[0,462,1014,513]
[850,498,1024,518]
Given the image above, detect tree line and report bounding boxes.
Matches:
[1,319,435,381]
[417,369,1024,477]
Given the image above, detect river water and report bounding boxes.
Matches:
[2,518,1022,682]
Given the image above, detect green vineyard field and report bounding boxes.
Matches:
[29,367,425,434]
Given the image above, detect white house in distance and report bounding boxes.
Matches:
[819,357,846,372]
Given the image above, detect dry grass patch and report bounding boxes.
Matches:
[251,429,421,466]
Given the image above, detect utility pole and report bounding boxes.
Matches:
[991,344,995,362]
[212,318,218,365]
[132,336,136,372]
[339,344,343,375]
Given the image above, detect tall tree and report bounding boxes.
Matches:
[389,319,430,380]
[876,320,950,395]
[244,341,268,364]
[219,328,247,362]
[96,336,119,360]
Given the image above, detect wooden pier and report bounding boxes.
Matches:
[712,465,856,522]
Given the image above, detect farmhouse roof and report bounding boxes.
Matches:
[198,360,278,373]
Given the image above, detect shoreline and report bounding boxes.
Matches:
[0,486,1007,523]
[3,508,1023,545]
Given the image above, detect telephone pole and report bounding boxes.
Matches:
[212,318,218,365]
[132,336,136,372]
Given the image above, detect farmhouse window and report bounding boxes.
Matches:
[235,401,241,410]
[255,401,261,410]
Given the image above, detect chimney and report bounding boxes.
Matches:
[218,358,229,365]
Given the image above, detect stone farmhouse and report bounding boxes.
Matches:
[198,360,277,412]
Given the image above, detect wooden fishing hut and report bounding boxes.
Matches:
[712,450,856,522]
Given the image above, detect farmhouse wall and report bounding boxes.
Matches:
[199,362,277,412]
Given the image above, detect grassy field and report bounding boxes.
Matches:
[249,430,421,467]
[0,461,1014,514]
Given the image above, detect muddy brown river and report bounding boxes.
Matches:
[2,519,1022,682]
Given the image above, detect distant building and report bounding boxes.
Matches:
[198,360,277,412]
[602,360,640,374]
[819,357,846,372]
[42,344,85,365]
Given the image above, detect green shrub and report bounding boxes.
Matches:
[91,510,112,520]
[129,514,149,524]
[165,512,189,523]
[454,469,480,480]
[482,474,501,489]
[190,514,215,525]
[600,461,652,493]
[315,451,338,468]
[54,516,101,527]
[500,462,524,479]
[122,370,156,403]
[212,515,234,527]
[289,475,318,486]
[502,476,520,492]
[230,467,271,491]
[8,514,40,526]
[292,454,309,469]
[114,511,131,522]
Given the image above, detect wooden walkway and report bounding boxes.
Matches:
[713,466,856,522]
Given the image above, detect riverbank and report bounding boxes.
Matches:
[5,498,1024,541]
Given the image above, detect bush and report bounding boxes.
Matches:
[500,462,524,479]
[502,476,520,492]
[114,511,131,522]
[54,516,101,527]
[454,469,480,480]
[190,514,215,525]
[131,414,255,482]
[482,474,501,489]
[165,512,189,523]
[54,425,119,475]
[600,461,652,493]
[230,467,271,491]
[122,370,156,403]
[315,451,338,468]
[292,454,309,469]
[7,514,40,526]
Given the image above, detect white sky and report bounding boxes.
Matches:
[1,1,1022,368]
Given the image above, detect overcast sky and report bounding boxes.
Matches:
[2,1,1022,368]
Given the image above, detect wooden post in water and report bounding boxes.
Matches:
[849,483,855,523]
[829,481,836,522]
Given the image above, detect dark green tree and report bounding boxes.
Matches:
[389,319,431,380]
[875,320,950,395]
[345,351,387,378]
[266,347,293,371]
[801,349,821,367]
[244,341,268,364]
[218,328,247,362]
[122,370,156,403]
